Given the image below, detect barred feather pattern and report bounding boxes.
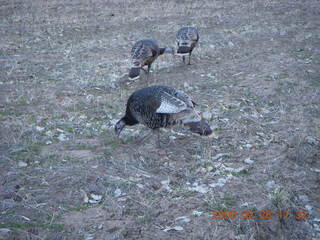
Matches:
[126,86,200,129]
[176,27,199,47]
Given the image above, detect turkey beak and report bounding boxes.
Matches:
[115,119,125,138]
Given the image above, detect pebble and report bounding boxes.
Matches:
[45,130,54,137]
[18,161,28,168]
[202,111,212,120]
[175,216,191,223]
[188,184,208,194]
[90,193,102,201]
[35,126,45,132]
[298,195,309,202]
[266,180,276,189]
[58,133,68,141]
[0,228,11,235]
[306,136,318,145]
[305,205,313,212]
[163,226,183,232]
[192,210,203,216]
[228,41,235,47]
[114,189,122,197]
[244,158,254,164]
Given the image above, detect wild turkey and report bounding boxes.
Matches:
[129,40,173,80]
[176,27,199,65]
[115,85,212,147]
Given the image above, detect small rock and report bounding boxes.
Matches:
[169,136,176,140]
[202,111,212,120]
[163,226,183,232]
[18,161,28,168]
[183,82,190,89]
[90,193,102,201]
[212,153,230,160]
[175,216,191,223]
[84,234,94,240]
[244,143,252,149]
[266,180,276,189]
[114,189,122,197]
[188,184,208,194]
[206,165,214,172]
[209,178,227,188]
[192,210,203,216]
[305,205,313,212]
[56,128,64,133]
[101,124,108,130]
[240,202,249,207]
[244,158,254,164]
[35,126,45,132]
[81,190,89,203]
[161,179,172,192]
[306,136,319,145]
[57,133,68,141]
[298,195,309,202]
[0,228,11,235]
[228,41,235,47]
[45,130,54,137]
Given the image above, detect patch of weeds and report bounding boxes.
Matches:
[263,74,289,82]
[10,142,41,162]
[44,154,60,163]
[0,222,64,231]
[226,169,250,177]
[190,161,216,173]
[104,179,135,194]
[200,141,213,160]
[105,139,120,148]
[69,204,91,212]
[135,209,155,224]
[0,109,24,118]
[174,187,196,198]
[269,188,288,210]
[202,195,236,212]
[123,135,135,144]
[220,197,236,207]
[103,150,111,159]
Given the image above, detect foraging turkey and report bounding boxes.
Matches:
[176,27,199,65]
[115,85,212,147]
[129,40,173,80]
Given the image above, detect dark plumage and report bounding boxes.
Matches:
[115,85,212,147]
[176,27,199,65]
[129,40,173,80]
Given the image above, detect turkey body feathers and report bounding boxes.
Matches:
[176,27,199,64]
[129,40,161,80]
[115,86,212,140]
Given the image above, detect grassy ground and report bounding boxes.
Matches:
[0,0,319,239]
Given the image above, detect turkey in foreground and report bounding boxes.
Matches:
[115,85,213,147]
[129,40,173,80]
[176,27,199,65]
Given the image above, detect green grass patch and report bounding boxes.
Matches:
[10,142,41,162]
[105,139,120,148]
[229,169,250,177]
[0,222,64,231]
